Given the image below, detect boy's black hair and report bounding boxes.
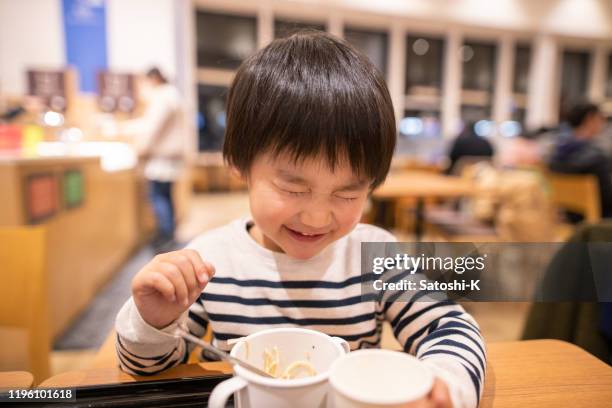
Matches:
[223,30,396,189]
[567,102,600,128]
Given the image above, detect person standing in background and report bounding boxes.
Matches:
[126,67,185,252]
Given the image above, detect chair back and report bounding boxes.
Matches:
[545,173,601,223]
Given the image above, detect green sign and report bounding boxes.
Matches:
[63,170,84,208]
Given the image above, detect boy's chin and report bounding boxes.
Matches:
[281,242,327,260]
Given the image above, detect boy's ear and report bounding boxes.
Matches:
[229,165,246,181]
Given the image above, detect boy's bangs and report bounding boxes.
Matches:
[224,31,396,188]
[265,93,373,184]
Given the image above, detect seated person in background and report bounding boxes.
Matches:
[446,121,494,175]
[498,129,544,168]
[549,103,612,219]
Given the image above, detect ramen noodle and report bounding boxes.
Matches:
[263,346,317,379]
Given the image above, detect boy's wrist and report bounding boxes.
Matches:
[118,297,186,343]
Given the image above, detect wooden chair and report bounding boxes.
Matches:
[544,173,601,224]
[415,160,497,241]
[0,227,51,383]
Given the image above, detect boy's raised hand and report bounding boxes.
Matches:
[131,249,215,329]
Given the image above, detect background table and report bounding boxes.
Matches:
[372,171,476,239]
[40,339,612,407]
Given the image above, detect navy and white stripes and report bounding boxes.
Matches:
[115,220,485,408]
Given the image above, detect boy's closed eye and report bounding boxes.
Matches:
[275,182,362,202]
[273,180,310,196]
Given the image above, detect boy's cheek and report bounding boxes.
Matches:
[249,189,295,225]
[344,197,368,224]
[332,200,367,235]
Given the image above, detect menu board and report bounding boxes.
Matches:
[97,72,136,113]
[27,70,68,112]
[25,173,59,223]
[63,169,84,208]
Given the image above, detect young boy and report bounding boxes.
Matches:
[115,31,485,408]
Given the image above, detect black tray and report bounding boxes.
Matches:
[0,374,234,407]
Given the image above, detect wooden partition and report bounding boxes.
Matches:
[0,227,51,382]
[43,164,139,337]
[0,156,140,367]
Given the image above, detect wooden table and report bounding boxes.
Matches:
[0,371,34,391]
[39,340,612,407]
[373,171,476,239]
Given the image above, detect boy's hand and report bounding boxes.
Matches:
[131,249,215,329]
[426,378,453,408]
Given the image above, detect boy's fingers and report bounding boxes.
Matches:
[173,254,200,298]
[202,261,215,279]
[159,262,189,307]
[148,272,176,303]
[167,252,195,276]
[180,249,209,284]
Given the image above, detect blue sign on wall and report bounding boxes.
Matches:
[62,0,108,93]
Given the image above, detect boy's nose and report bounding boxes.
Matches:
[299,208,333,230]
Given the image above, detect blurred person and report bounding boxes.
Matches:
[549,102,611,219]
[498,130,544,168]
[446,121,494,175]
[125,67,185,251]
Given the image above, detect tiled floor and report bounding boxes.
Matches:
[51,193,530,376]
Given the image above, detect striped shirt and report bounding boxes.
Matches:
[115,219,486,408]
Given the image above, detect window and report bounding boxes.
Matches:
[402,35,445,142]
[405,36,445,93]
[460,40,497,131]
[559,50,591,116]
[460,105,492,124]
[344,27,388,77]
[606,53,612,99]
[197,85,228,152]
[274,19,326,39]
[397,110,445,159]
[399,110,441,139]
[510,44,531,129]
[196,11,257,70]
[513,44,531,94]
[462,41,497,92]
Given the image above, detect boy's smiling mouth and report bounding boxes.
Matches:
[284,226,328,242]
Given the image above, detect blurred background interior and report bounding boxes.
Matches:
[1,0,612,384]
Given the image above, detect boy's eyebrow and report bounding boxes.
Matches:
[335,180,369,191]
[276,170,310,185]
[276,170,368,191]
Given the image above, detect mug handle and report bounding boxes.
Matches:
[331,336,351,354]
[208,376,247,408]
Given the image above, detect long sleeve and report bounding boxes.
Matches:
[382,292,486,408]
[114,294,209,375]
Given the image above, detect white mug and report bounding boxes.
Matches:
[208,328,350,408]
[328,349,434,408]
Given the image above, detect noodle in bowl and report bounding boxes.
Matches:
[208,328,350,408]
